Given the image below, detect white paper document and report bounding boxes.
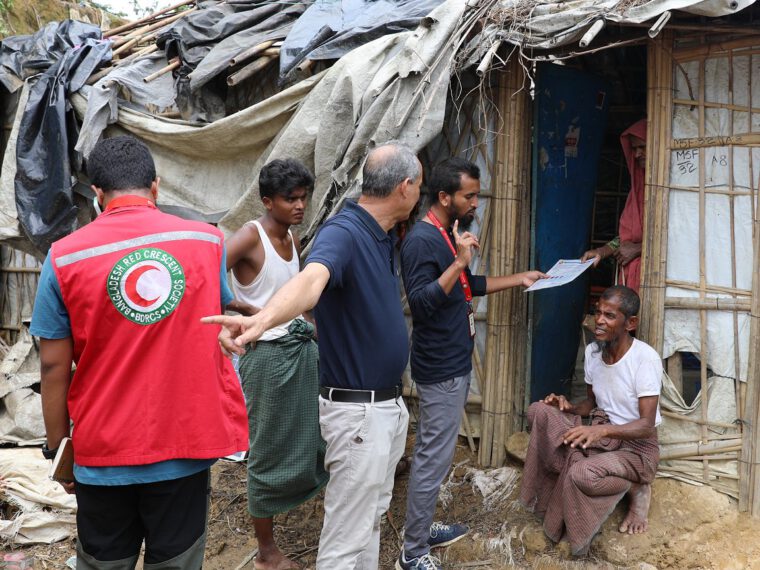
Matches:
[524,259,595,292]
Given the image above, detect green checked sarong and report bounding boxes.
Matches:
[238,319,328,518]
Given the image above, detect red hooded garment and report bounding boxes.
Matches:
[618,119,647,293]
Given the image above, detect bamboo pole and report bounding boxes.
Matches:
[227,50,279,87]
[478,56,531,467]
[87,44,159,85]
[665,278,751,296]
[739,45,760,512]
[143,57,179,82]
[104,0,194,38]
[638,30,674,353]
[229,40,279,67]
[664,297,751,310]
[112,8,196,55]
[660,439,743,461]
[662,410,739,430]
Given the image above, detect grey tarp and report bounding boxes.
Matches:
[278,0,446,80]
[75,54,180,158]
[65,0,468,240]
[70,69,324,217]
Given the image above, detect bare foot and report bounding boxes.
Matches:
[618,483,652,534]
[254,549,300,570]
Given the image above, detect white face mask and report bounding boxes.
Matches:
[93,196,103,216]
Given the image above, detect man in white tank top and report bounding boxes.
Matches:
[225,159,327,570]
[520,286,661,556]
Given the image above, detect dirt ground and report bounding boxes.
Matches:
[6,430,760,569]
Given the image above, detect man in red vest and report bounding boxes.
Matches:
[30,136,248,569]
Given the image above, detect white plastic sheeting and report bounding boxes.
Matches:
[0,448,77,544]
[0,330,45,445]
[658,373,740,496]
[663,47,760,382]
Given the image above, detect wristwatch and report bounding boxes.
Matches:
[41,443,58,460]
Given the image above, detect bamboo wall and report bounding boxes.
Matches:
[478,59,532,467]
[642,32,760,508]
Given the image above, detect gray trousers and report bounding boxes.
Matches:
[403,373,471,558]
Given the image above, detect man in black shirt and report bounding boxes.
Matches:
[397,158,544,570]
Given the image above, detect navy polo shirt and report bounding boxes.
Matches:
[400,220,487,384]
[305,200,409,391]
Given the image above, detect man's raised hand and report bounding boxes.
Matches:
[452,219,479,268]
[201,314,267,356]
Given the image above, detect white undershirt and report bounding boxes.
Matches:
[230,220,301,341]
[584,338,662,426]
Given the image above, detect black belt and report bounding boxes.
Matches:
[320,385,402,403]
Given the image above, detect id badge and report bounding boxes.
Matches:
[467,303,476,338]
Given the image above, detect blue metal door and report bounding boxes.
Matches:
[529,63,610,403]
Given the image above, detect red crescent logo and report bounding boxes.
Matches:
[125,265,161,307]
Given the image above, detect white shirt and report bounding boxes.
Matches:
[584,338,662,426]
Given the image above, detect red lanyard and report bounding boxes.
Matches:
[426,210,472,302]
[104,195,157,212]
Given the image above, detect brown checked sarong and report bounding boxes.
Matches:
[519,402,659,555]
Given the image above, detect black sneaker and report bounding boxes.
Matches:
[428,521,469,548]
[395,552,442,570]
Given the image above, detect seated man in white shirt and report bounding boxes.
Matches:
[519,285,661,556]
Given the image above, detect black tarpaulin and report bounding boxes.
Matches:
[13,21,111,253]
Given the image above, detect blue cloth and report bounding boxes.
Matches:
[74,459,217,486]
[30,246,233,485]
[305,200,409,391]
[400,220,486,384]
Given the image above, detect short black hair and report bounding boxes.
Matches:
[87,136,156,192]
[259,159,314,200]
[600,285,640,319]
[428,157,480,201]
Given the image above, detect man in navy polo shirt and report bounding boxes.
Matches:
[203,142,422,569]
[397,158,544,570]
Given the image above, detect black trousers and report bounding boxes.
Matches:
[75,468,210,566]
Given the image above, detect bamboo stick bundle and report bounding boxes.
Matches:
[143,57,180,82]
[493,79,519,465]
[112,8,196,50]
[227,50,280,87]
[104,0,195,38]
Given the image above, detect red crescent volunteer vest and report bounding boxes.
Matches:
[50,199,248,467]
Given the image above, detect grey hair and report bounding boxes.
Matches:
[361,141,421,198]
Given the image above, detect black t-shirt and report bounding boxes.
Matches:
[400,220,486,384]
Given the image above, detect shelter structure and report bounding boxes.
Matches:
[2,0,760,518]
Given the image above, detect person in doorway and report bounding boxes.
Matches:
[582,119,647,292]
[203,142,421,570]
[519,285,661,555]
[397,157,545,570]
[31,136,249,569]
[225,158,328,570]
